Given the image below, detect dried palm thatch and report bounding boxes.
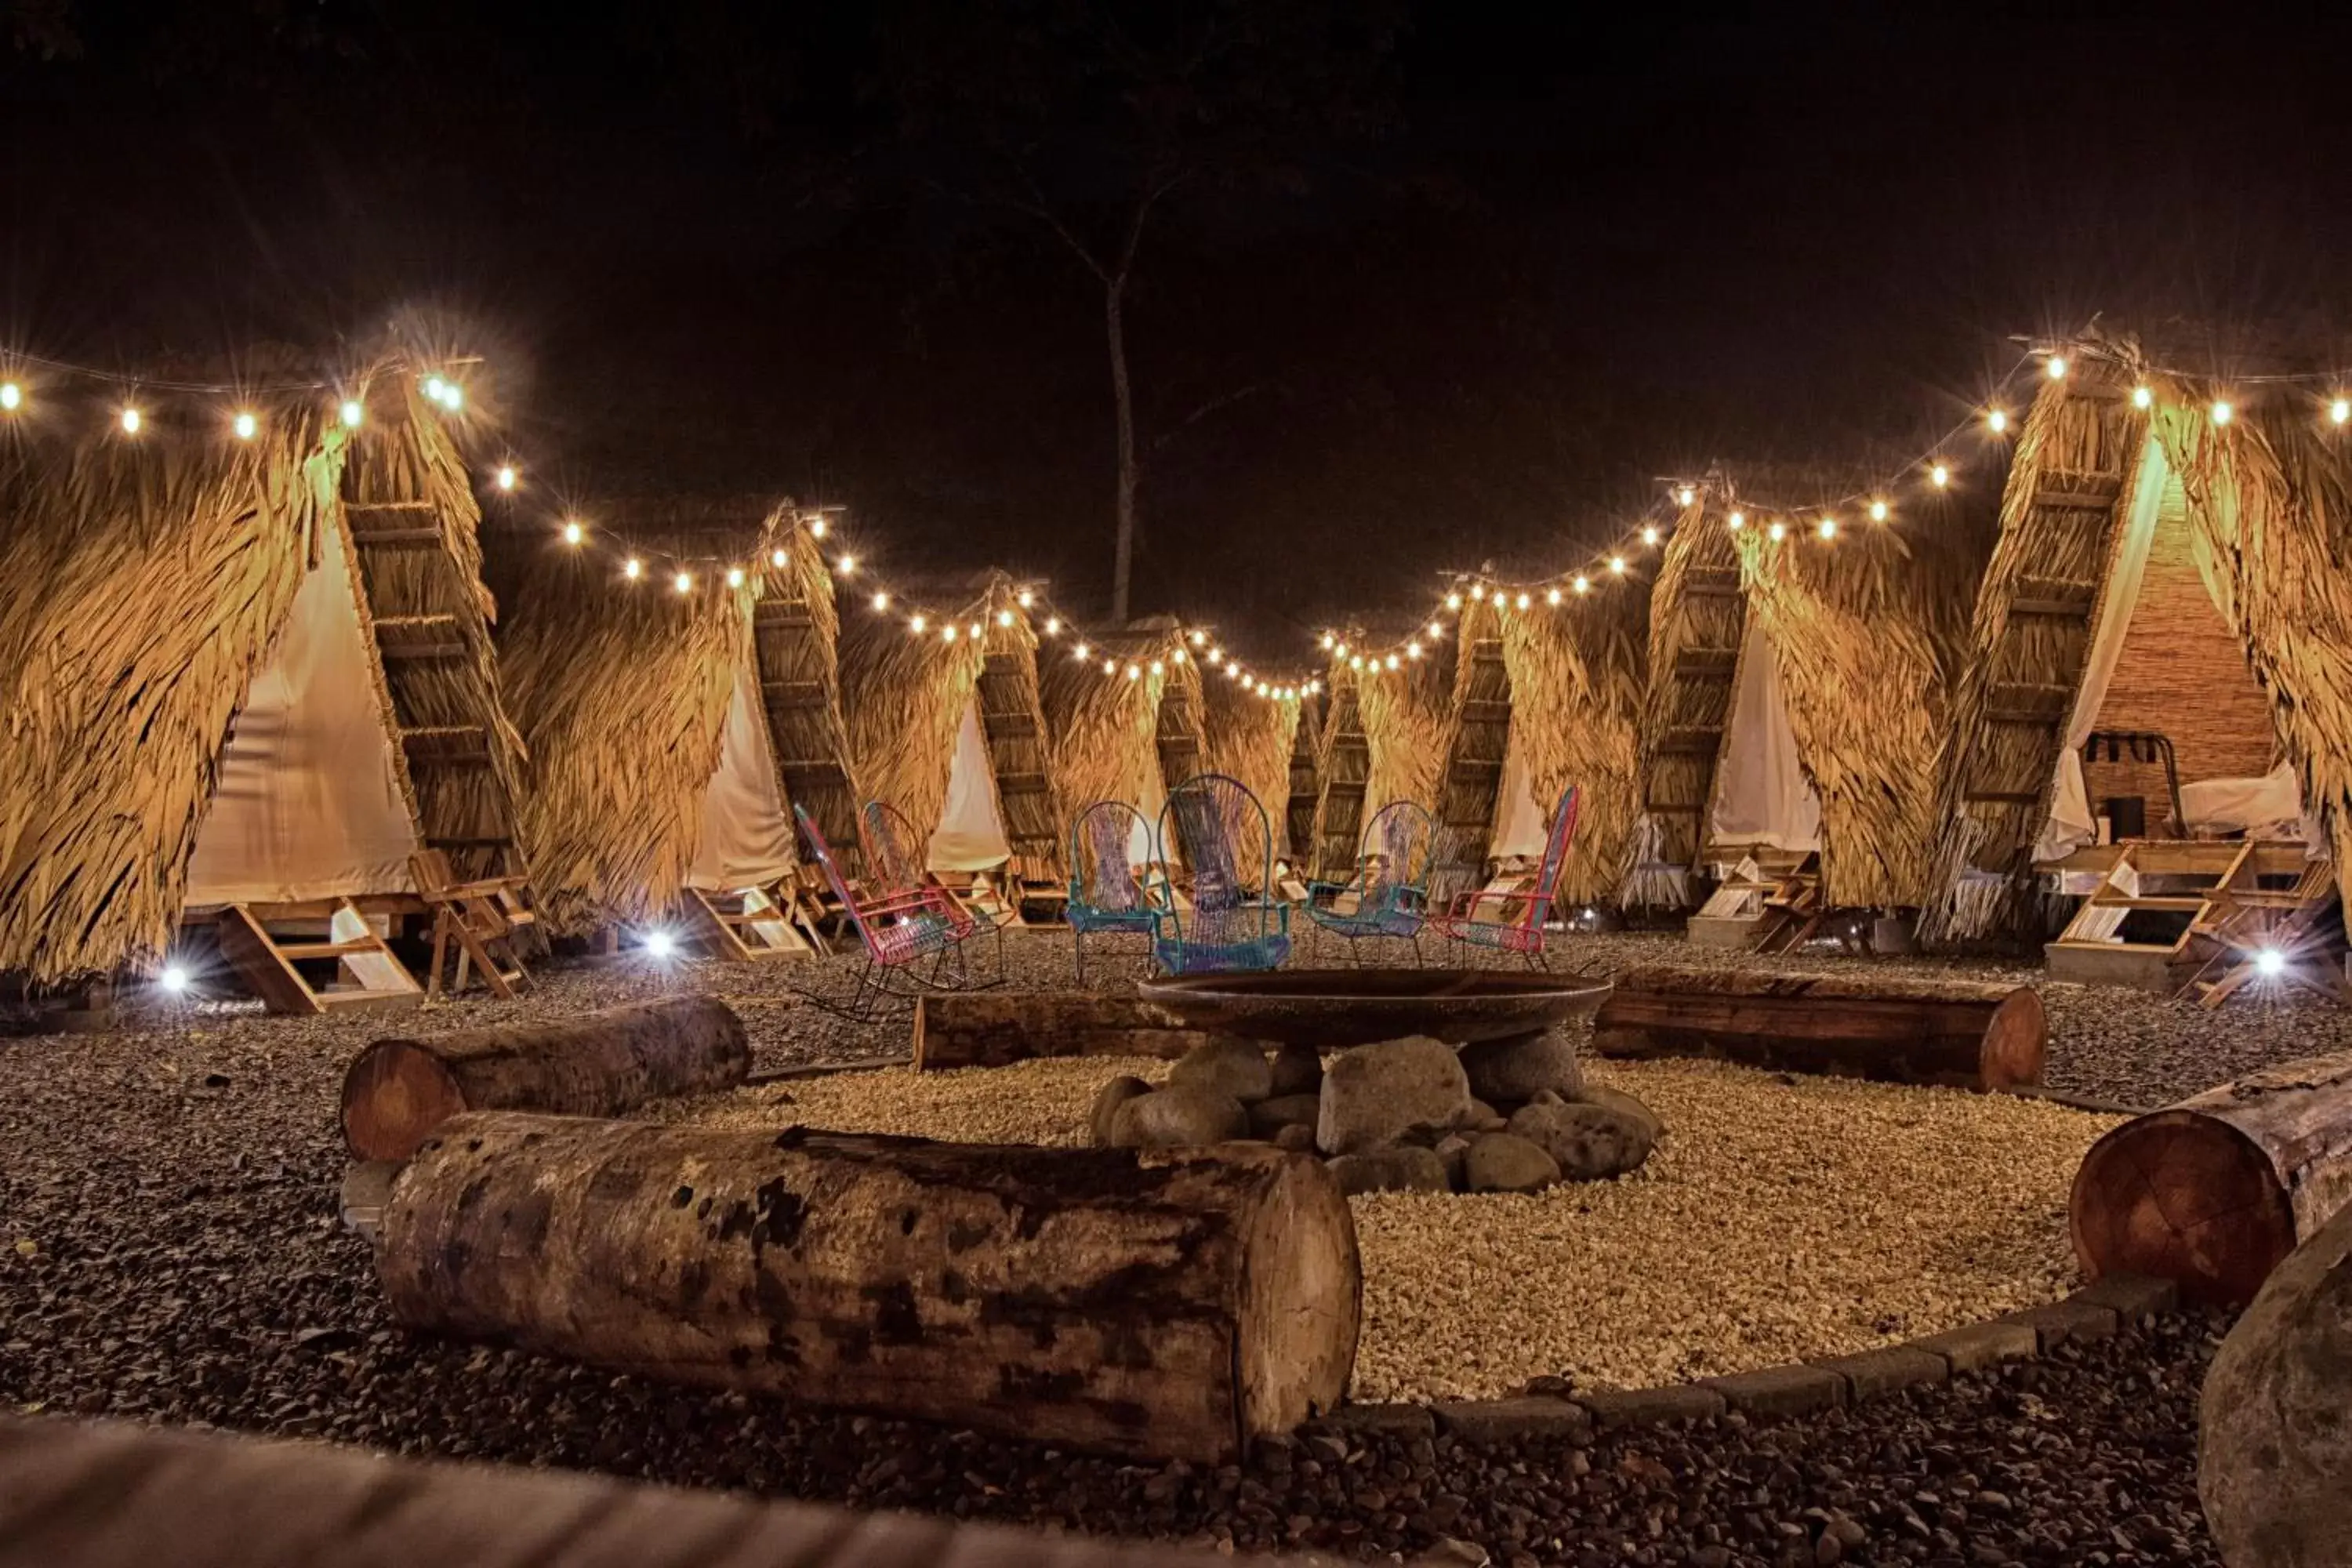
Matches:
[752,519,862,872]
[1730,465,2001,910]
[1431,597,1512,873]
[1306,656,1370,879]
[1200,676,1304,857]
[1494,575,1651,907]
[1626,497,1737,902]
[0,367,521,985]
[838,583,989,845]
[1040,629,1187,830]
[1359,647,1454,822]
[971,575,1065,877]
[500,514,785,938]
[1918,372,2146,942]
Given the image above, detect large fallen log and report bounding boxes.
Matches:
[913,992,1256,1070]
[0,1411,1240,1568]
[378,1112,1359,1463]
[2071,1051,2352,1305]
[341,996,748,1161]
[2199,1199,2352,1567]
[1588,965,2046,1091]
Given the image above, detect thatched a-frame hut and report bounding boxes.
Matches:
[752,519,862,877]
[836,573,1065,881]
[0,366,525,994]
[1432,598,1513,877]
[1283,691,1327,866]
[499,507,801,942]
[1305,657,1370,880]
[1623,496,1742,906]
[1717,463,2002,913]
[1200,673,1305,858]
[1040,626,1192,859]
[1922,339,2352,945]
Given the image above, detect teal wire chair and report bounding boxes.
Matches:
[1150,773,1291,975]
[1304,798,1433,964]
[1066,800,1160,982]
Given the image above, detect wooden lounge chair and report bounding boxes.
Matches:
[408,849,538,1000]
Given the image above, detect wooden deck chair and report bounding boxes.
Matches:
[409,849,538,1000]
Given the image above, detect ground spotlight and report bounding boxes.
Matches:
[2256,948,2287,977]
[644,929,677,960]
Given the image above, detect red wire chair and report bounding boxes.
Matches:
[793,805,1000,1020]
[1426,786,1580,967]
[858,799,981,936]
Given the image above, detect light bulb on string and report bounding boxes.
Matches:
[232,411,259,441]
[1427,621,1443,638]
[1766,521,1786,542]
[1349,655,1363,670]
[1869,499,1889,522]
[495,463,518,492]
[1609,556,1626,575]
[808,517,828,538]
[1515,592,1531,610]
[2332,397,2350,426]
[1407,641,1423,659]
[673,571,693,594]
[942,624,957,642]
[1546,586,1563,605]
[968,622,982,640]
[1727,510,1745,530]
[120,406,143,434]
[1985,408,2008,434]
[1642,525,1660,546]
[770,547,787,568]
[0,382,21,412]
[835,554,858,576]
[1929,463,1951,488]
[562,520,585,546]
[1334,642,1349,659]
[1017,589,1035,608]
[1572,575,1590,594]
[2045,354,2067,379]
[1173,648,1187,665]
[1209,646,1223,662]
[872,590,891,611]
[339,399,364,428]
[1073,640,1088,659]
[424,375,448,403]
[1320,632,1336,650]
[1385,654,1400,670]
[2212,400,2235,426]
[1189,630,1206,646]
[726,566,745,588]
[996,609,1014,627]
[623,557,643,581]
[912,614,929,633]
[1121,662,1137,680]
[1445,592,1462,611]
[1149,660,1163,677]
[1470,583,1486,601]
[2132,387,2153,411]
[1676,485,1697,506]
[1817,517,1838,540]
[1045,617,1061,635]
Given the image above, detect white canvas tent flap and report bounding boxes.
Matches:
[2035,434,2172,862]
[687,667,798,890]
[185,517,420,905]
[1490,724,1551,858]
[1708,616,1820,853]
[927,699,1013,871]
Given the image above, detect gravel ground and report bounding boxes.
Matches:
[0,928,2281,1562]
[662,1053,2114,1402]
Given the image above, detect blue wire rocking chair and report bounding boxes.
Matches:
[1304,798,1434,965]
[1150,772,1292,976]
[1066,799,1161,982]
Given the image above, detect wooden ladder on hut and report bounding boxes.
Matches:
[2052,840,2347,1000]
[976,648,1064,924]
[216,900,426,1015]
[1690,851,1820,951]
[1435,628,1512,892]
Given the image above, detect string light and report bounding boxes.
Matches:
[2212,400,2234,426]
[1608,555,1626,575]
[1641,525,1660,546]
[1676,485,1697,506]
[1868,499,1889,522]
[1985,408,2009,434]
[622,557,643,581]
[1320,632,1336,650]
[808,517,829,539]
[2045,354,2067,379]
[1385,653,1400,670]
[0,382,20,412]
[119,407,142,434]
[913,614,929,633]
[1334,642,1349,659]
[1172,648,1188,665]
[1149,660,1164,677]
[835,554,858,576]
[561,520,585,546]
[1766,521,1786,542]
[1817,517,1838,540]
[1929,463,1951,488]
[339,399,364,428]
[1546,586,1563,605]
[968,622,982,640]
[1017,589,1034,608]
[996,608,1014,627]
[495,463,518,491]
[1045,617,1061,635]
[673,570,693,594]
[771,547,788,568]
[1572,575,1590,594]
[942,624,958,642]
[1406,641,1423,658]
[2332,397,2350,426]
[2131,387,2154,411]
[1427,621,1443,638]
[424,375,448,402]
[1349,655,1364,670]
[1445,592,1462,611]
[872,590,891,611]
[231,411,259,441]
[1515,592,1531,610]
[1189,630,1207,646]
[1470,583,1486,601]
[726,566,745,588]
[1073,640,1087,659]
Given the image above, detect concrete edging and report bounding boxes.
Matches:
[1327,1272,2183,1446]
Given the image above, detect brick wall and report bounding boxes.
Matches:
[2085,476,2279,829]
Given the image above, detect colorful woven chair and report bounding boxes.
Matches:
[1305,799,1433,965]
[1427,786,1580,967]
[1150,773,1291,975]
[792,805,997,1019]
[1067,800,1160,982]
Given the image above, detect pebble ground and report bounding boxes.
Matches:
[0,926,2306,1562]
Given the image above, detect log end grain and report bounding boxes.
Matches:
[341,1040,467,1163]
[1979,987,2049,1090]
[1236,1151,1361,1436]
[2069,1110,2297,1306]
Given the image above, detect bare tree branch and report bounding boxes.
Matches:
[1151,383,1265,455]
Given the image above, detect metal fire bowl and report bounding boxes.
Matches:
[1136,968,1612,1048]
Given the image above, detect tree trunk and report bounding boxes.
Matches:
[341,996,748,1161]
[913,992,1261,1070]
[1107,278,1138,624]
[1588,965,2045,1091]
[2071,1051,2352,1305]
[0,1406,1258,1568]
[2199,1199,2352,1568]
[377,1112,1360,1463]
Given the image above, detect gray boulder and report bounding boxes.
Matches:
[1273,1122,1318,1153]
[1327,1145,1450,1196]
[1317,1036,1472,1156]
[1507,1099,1656,1180]
[1576,1084,1663,1142]
[1269,1041,1324,1098]
[1465,1132,1562,1193]
[1108,1086,1250,1149]
[2201,1200,2352,1567]
[1432,1133,1472,1190]
[1458,1028,1584,1105]
[1166,1038,1274,1104]
[1249,1093,1323,1137]
[1088,1075,1155,1146]
[1457,1098,1509,1134]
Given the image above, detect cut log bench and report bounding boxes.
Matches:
[376,1112,1361,1463]
[1589,966,2047,1091]
[340,996,750,1160]
[2071,1051,2352,1305]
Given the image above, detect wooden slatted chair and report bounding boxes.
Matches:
[408,849,537,1000]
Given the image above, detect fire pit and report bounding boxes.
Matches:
[1135,967,1611,1047]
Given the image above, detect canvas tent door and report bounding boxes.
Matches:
[680,665,811,960]
[183,514,427,1011]
[927,699,1015,872]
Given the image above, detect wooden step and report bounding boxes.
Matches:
[274,938,386,960]
[2088,894,2212,911]
[754,606,815,630]
[401,725,492,765]
[2030,477,2125,510]
[1964,790,2045,805]
[349,528,443,548]
[1675,648,1739,674]
[347,499,437,513]
[760,679,829,706]
[2008,597,2096,619]
[1455,697,1512,717]
[994,771,1051,792]
[1684,583,1741,599]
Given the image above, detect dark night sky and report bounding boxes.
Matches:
[5,0,2350,663]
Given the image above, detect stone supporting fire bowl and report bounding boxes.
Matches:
[1136,968,1612,1048]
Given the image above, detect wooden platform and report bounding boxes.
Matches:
[2045,839,2346,1003]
